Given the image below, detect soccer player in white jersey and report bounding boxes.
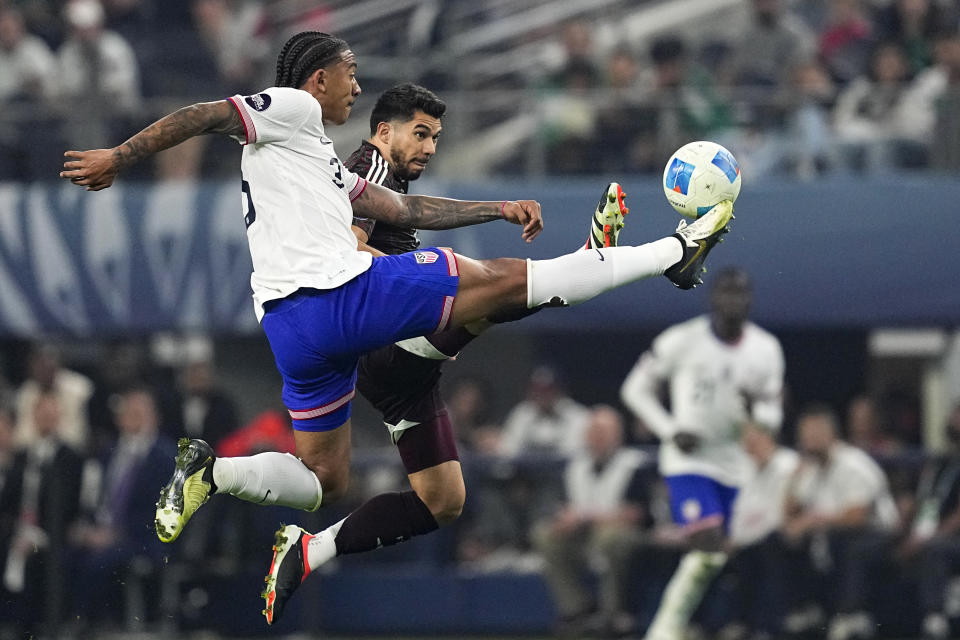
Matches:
[620,267,785,640]
[60,31,735,624]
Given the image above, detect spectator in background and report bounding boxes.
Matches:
[0,392,84,638]
[57,0,141,151]
[532,405,654,638]
[780,404,899,640]
[779,59,838,178]
[845,394,902,456]
[819,0,875,86]
[86,341,148,454]
[594,47,646,174]
[620,268,785,640]
[499,365,589,458]
[191,0,268,91]
[875,0,956,74]
[0,6,57,105]
[175,352,240,450]
[0,5,60,180]
[892,30,960,171]
[445,376,501,455]
[633,37,733,173]
[899,403,960,640]
[719,422,800,639]
[69,385,176,628]
[540,58,599,174]
[731,0,816,90]
[833,42,929,172]
[15,343,94,453]
[0,405,15,638]
[927,30,960,170]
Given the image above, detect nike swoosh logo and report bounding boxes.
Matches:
[679,241,706,273]
[595,249,605,261]
[259,489,272,503]
[320,137,333,145]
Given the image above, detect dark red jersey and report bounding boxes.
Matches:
[344,140,419,255]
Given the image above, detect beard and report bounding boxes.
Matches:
[390,148,426,181]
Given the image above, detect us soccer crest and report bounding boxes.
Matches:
[414,251,439,264]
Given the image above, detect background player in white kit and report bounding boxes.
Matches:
[621,267,784,640]
[59,31,736,624]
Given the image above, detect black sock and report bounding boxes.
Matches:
[334,490,439,555]
[426,327,477,357]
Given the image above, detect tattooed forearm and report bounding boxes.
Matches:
[353,182,500,230]
[112,101,243,169]
[404,195,501,229]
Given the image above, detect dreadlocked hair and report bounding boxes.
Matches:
[275,31,349,88]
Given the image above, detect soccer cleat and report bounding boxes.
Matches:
[585,182,628,249]
[155,438,216,543]
[664,200,734,290]
[262,524,310,625]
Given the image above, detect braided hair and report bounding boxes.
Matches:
[275,31,350,89]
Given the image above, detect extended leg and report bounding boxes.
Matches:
[448,200,733,328]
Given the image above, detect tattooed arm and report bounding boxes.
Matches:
[352,180,544,242]
[60,100,244,191]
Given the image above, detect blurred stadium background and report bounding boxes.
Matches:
[2,0,960,638]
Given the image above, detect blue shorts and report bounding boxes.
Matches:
[664,474,738,534]
[261,248,460,431]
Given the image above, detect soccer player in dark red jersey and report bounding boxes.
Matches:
[334,84,633,579]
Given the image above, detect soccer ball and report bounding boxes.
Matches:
[662,141,742,219]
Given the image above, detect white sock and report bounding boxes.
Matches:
[526,237,681,308]
[212,452,323,511]
[304,517,345,572]
[644,550,727,640]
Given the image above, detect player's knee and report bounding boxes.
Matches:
[487,258,528,303]
[419,484,465,526]
[301,459,350,505]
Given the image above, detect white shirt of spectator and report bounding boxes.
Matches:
[0,33,57,102]
[565,448,648,517]
[790,442,899,531]
[621,315,785,487]
[58,30,140,111]
[227,87,370,319]
[731,447,799,547]
[15,368,94,451]
[499,397,589,458]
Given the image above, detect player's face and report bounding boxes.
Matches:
[387,111,442,181]
[321,50,361,125]
[710,274,751,326]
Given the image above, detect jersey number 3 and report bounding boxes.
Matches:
[242,179,256,228]
[330,157,344,188]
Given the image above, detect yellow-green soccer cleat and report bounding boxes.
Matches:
[664,200,735,290]
[155,438,216,543]
[585,182,629,249]
[262,524,310,625]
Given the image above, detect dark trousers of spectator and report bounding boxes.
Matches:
[701,533,791,635]
[918,536,960,617]
[763,529,898,620]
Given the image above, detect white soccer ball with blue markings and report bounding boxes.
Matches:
[662,141,741,219]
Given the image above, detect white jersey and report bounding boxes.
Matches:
[620,315,785,487]
[228,87,371,319]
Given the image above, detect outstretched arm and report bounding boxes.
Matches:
[352,180,544,242]
[60,100,244,191]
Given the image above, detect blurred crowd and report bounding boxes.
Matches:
[0,335,957,638]
[3,0,960,181]
[532,0,960,178]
